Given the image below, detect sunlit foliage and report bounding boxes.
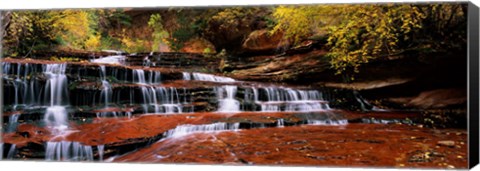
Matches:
[272,4,466,75]
[273,4,428,74]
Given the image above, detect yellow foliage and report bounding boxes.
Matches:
[85,34,101,51]
[272,4,427,74]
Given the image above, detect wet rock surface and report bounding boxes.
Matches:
[114,123,467,169]
[1,56,467,169]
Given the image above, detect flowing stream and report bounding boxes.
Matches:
[1,56,339,161]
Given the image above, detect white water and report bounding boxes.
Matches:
[182,72,191,80]
[0,143,3,160]
[6,144,16,159]
[216,85,240,112]
[45,141,94,161]
[3,63,39,108]
[132,69,188,114]
[43,64,69,106]
[90,55,126,65]
[97,145,105,161]
[192,72,235,82]
[133,69,161,84]
[277,119,285,127]
[7,114,21,132]
[164,122,240,138]
[99,65,112,106]
[42,64,70,133]
[245,87,330,112]
[44,106,69,133]
[307,119,348,125]
[139,87,184,114]
[96,111,132,118]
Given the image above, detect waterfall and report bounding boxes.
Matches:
[132,69,161,84]
[42,63,70,133]
[192,72,235,82]
[99,66,112,107]
[43,64,69,106]
[45,141,94,161]
[0,143,3,160]
[90,55,126,65]
[44,106,69,133]
[216,85,240,112]
[133,69,146,84]
[97,145,105,161]
[277,119,285,127]
[132,69,186,114]
[2,62,39,108]
[139,87,184,114]
[244,87,330,112]
[182,72,191,80]
[7,114,21,132]
[7,144,16,159]
[307,119,348,125]
[164,122,240,138]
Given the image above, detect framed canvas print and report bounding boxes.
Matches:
[1,1,479,170]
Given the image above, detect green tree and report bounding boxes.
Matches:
[148,13,170,51]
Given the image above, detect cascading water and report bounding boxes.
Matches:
[7,114,20,132]
[131,69,191,114]
[164,122,240,138]
[97,145,105,161]
[6,144,16,159]
[244,87,330,112]
[42,64,70,132]
[45,141,94,161]
[97,65,118,118]
[99,66,112,106]
[2,58,342,162]
[191,72,235,82]
[41,64,94,161]
[0,143,3,160]
[307,119,348,125]
[90,55,126,65]
[140,87,186,114]
[182,72,191,80]
[216,85,240,112]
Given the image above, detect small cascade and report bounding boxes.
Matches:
[192,72,235,82]
[277,119,285,127]
[96,111,132,118]
[90,55,126,65]
[41,63,70,134]
[164,122,240,138]
[97,145,105,161]
[133,69,146,84]
[43,64,69,106]
[0,143,3,160]
[307,119,348,125]
[244,87,330,112]
[7,114,21,132]
[2,62,39,108]
[44,106,69,133]
[216,85,240,112]
[139,87,186,114]
[99,66,113,107]
[45,141,94,161]
[132,69,161,85]
[182,72,191,80]
[6,144,17,159]
[97,65,117,118]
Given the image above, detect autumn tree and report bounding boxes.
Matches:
[272,3,466,77]
[3,11,58,57]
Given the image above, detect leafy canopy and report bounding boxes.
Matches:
[272,4,426,74]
